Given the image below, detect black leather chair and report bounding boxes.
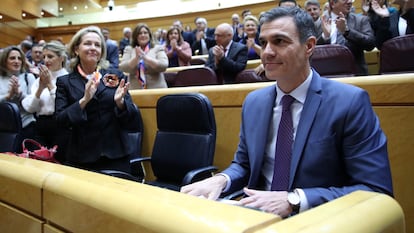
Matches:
[379,34,414,74]
[174,67,220,87]
[0,102,22,153]
[99,104,145,181]
[131,93,217,191]
[310,44,358,78]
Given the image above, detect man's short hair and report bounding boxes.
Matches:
[304,0,321,8]
[196,17,207,25]
[123,27,131,34]
[278,0,298,6]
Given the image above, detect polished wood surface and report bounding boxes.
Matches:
[0,155,404,232]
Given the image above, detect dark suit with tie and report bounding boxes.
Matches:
[205,41,248,84]
[191,28,216,55]
[222,70,393,208]
[55,68,141,169]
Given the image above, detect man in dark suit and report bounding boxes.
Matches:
[101,28,119,69]
[118,27,131,56]
[205,23,248,84]
[191,17,216,55]
[173,20,196,47]
[182,7,392,218]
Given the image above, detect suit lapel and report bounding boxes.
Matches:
[290,71,322,187]
[226,42,238,59]
[68,73,87,96]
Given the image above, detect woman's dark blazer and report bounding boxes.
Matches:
[55,68,140,163]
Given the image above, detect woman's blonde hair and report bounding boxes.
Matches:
[243,15,259,26]
[66,26,109,71]
[43,40,68,69]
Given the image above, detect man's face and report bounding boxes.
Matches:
[214,27,232,47]
[259,16,312,82]
[102,29,109,41]
[331,0,353,15]
[196,21,206,31]
[31,46,43,64]
[306,4,321,21]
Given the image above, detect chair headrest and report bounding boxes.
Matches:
[0,102,22,133]
[156,93,216,134]
[380,34,414,74]
[310,44,357,77]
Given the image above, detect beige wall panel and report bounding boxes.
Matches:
[0,202,43,233]
[374,106,414,232]
[0,159,46,217]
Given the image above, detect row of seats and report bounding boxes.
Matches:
[164,34,414,87]
[0,93,218,192]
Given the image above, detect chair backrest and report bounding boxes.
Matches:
[127,104,144,159]
[310,44,357,78]
[174,66,220,87]
[151,93,216,185]
[234,69,271,83]
[190,57,207,65]
[379,34,414,74]
[164,72,177,87]
[0,102,22,153]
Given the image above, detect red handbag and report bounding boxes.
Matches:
[17,139,59,163]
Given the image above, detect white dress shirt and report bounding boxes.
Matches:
[22,68,68,116]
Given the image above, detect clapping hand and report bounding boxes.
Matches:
[371,0,390,17]
[114,78,129,110]
[38,64,53,90]
[213,45,225,65]
[8,75,21,99]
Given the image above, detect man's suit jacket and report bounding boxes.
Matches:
[222,70,393,208]
[182,31,195,48]
[191,27,216,55]
[55,68,141,163]
[106,39,119,69]
[205,42,248,84]
[318,12,375,75]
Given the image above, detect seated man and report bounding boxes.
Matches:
[181,7,392,218]
[205,23,248,84]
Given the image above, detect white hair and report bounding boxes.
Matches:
[123,27,132,34]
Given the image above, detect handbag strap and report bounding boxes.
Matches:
[22,138,42,151]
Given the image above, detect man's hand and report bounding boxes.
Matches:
[213,45,226,65]
[180,175,227,200]
[239,188,292,218]
[336,12,348,33]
